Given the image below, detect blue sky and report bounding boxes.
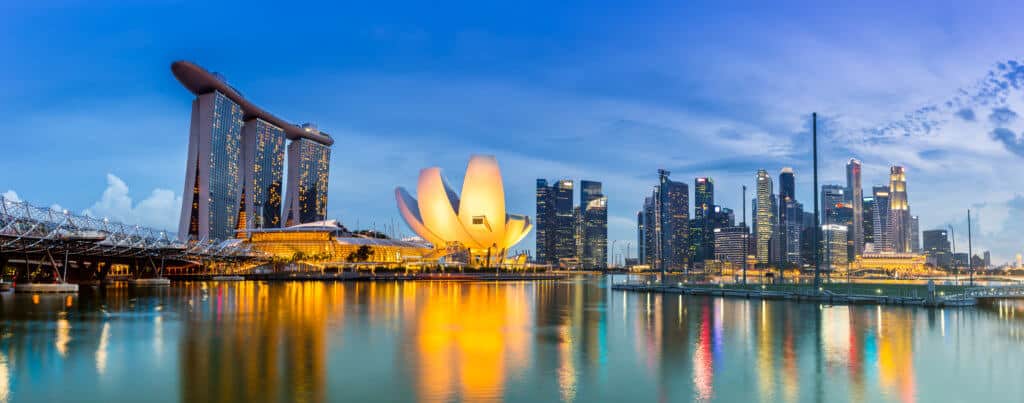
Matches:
[2,0,1024,263]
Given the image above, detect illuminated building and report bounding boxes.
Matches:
[871,186,891,252]
[822,224,848,270]
[535,179,575,265]
[172,61,334,241]
[846,159,864,256]
[244,220,431,265]
[850,252,927,275]
[395,155,532,265]
[910,215,920,253]
[714,225,749,266]
[862,196,875,249]
[580,182,607,270]
[241,118,286,230]
[284,126,332,226]
[640,195,658,267]
[659,170,690,269]
[888,166,912,253]
[755,169,773,264]
[1017,253,1022,268]
[922,229,952,268]
[535,179,553,264]
[693,177,714,262]
[778,168,801,266]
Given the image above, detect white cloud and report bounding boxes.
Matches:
[83,173,182,231]
[2,190,20,202]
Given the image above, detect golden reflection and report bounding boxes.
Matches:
[55,319,70,358]
[0,352,9,403]
[692,303,713,401]
[406,281,532,402]
[875,309,917,403]
[756,300,774,400]
[96,322,110,375]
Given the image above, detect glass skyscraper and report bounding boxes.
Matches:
[179,90,244,241]
[693,177,714,262]
[755,169,773,264]
[241,118,286,230]
[845,159,864,256]
[284,133,332,226]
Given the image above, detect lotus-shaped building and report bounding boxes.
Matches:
[395,155,531,264]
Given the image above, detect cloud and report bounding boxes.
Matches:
[988,107,1018,126]
[2,190,19,202]
[990,128,1024,157]
[954,108,976,121]
[82,174,181,231]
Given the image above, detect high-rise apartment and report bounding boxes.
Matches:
[755,170,774,265]
[846,159,864,256]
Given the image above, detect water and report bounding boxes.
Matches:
[1,276,1022,402]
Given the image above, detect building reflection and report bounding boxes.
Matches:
[179,282,342,403]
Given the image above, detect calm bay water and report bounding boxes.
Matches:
[0,276,1022,402]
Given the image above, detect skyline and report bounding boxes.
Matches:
[3,1,1024,262]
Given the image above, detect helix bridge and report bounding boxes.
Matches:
[0,196,266,282]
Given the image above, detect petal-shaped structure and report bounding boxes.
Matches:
[458,155,507,249]
[416,167,482,248]
[395,187,445,247]
[395,155,532,262]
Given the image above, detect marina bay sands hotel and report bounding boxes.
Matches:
[171,61,333,242]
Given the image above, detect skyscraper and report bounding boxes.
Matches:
[872,186,891,252]
[693,177,715,262]
[821,184,846,224]
[778,168,801,266]
[923,229,951,268]
[846,159,864,256]
[642,195,658,268]
[862,196,875,250]
[888,166,911,253]
[755,169,774,265]
[580,181,607,269]
[636,209,645,264]
[172,61,333,241]
[659,170,690,270]
[714,225,749,267]
[822,224,849,270]
[241,118,286,230]
[284,126,332,226]
[910,215,920,253]
[535,179,554,264]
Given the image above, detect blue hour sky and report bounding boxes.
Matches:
[3,0,1024,262]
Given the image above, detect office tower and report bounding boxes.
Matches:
[659,170,690,269]
[553,180,576,263]
[888,166,912,252]
[636,210,645,264]
[782,200,803,266]
[872,186,891,252]
[240,118,286,231]
[580,181,607,269]
[536,179,554,263]
[862,196,875,250]
[1017,253,1022,269]
[846,159,864,256]
[983,251,991,269]
[800,211,818,267]
[714,225,749,266]
[778,168,800,266]
[573,206,583,263]
[642,196,658,267]
[711,206,735,229]
[693,177,715,262]
[923,229,952,268]
[910,215,920,253]
[755,170,774,264]
[821,185,846,225]
[284,128,332,226]
[822,224,849,270]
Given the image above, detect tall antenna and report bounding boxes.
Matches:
[742,184,747,285]
[968,209,974,287]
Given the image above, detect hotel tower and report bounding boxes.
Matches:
[172,61,334,241]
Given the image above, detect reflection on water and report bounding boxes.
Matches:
[0,277,1023,402]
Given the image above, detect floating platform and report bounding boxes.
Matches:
[14,283,79,293]
[211,275,245,281]
[128,278,171,287]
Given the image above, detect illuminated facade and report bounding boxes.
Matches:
[755,169,773,264]
[244,222,431,265]
[846,159,864,256]
[658,170,689,270]
[850,252,927,275]
[179,90,244,241]
[535,178,575,265]
[822,224,848,270]
[395,155,532,265]
[284,131,332,226]
[172,61,334,241]
[693,177,714,262]
[888,166,912,253]
[871,186,891,252]
[241,118,286,230]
